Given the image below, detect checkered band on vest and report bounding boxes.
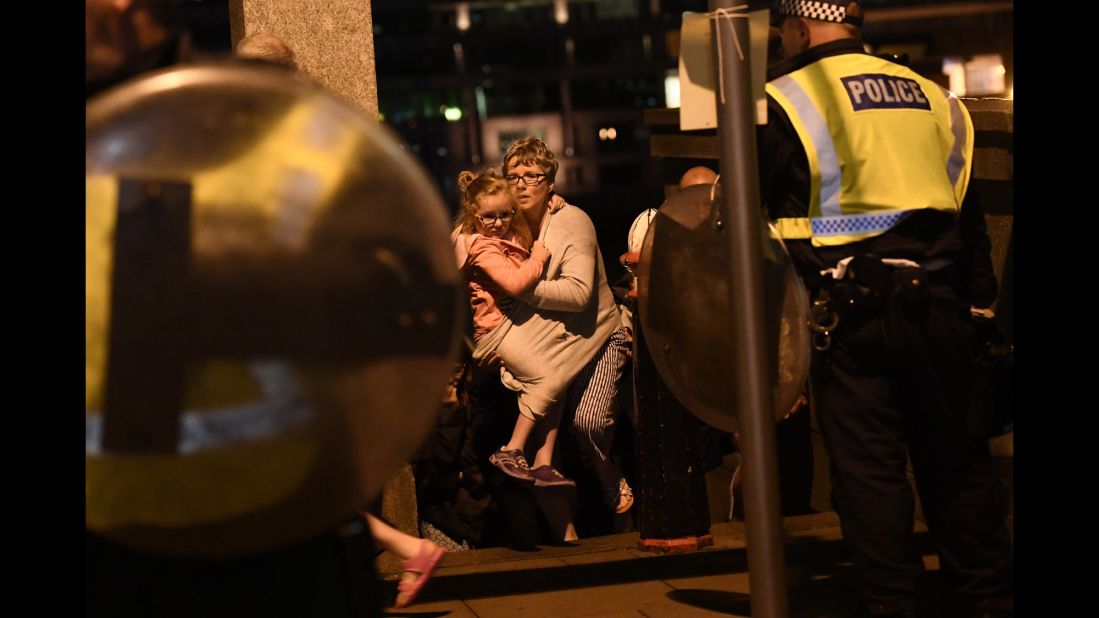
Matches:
[811,211,910,237]
[778,0,848,24]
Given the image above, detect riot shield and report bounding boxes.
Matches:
[636,182,809,433]
[86,61,461,557]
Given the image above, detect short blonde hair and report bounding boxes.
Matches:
[501,137,559,184]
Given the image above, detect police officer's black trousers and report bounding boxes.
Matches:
[813,286,1013,613]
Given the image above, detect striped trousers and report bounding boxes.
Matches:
[563,328,631,494]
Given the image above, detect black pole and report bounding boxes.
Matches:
[707,3,789,617]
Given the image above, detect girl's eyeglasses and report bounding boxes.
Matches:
[477,212,514,226]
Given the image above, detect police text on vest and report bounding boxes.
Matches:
[841,74,931,111]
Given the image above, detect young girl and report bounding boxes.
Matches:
[458,169,546,342]
[456,169,575,488]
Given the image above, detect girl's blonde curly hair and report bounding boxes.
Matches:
[456,168,532,249]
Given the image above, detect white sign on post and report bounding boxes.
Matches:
[678,9,771,130]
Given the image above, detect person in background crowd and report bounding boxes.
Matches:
[235,31,297,68]
[86,0,186,98]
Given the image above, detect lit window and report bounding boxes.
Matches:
[942,58,966,96]
[965,54,1007,96]
[664,72,681,109]
[944,53,1009,97]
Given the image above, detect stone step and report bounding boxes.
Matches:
[395,512,938,607]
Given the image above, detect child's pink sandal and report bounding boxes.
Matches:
[394,540,445,608]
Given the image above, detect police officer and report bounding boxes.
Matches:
[759,2,1013,617]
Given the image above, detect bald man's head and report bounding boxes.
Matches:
[236,33,296,69]
[678,166,718,190]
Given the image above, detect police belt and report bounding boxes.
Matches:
[809,255,954,351]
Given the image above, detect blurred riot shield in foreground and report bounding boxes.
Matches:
[86,61,461,558]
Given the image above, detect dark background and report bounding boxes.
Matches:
[179,0,1013,281]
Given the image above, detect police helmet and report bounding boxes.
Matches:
[775,0,864,27]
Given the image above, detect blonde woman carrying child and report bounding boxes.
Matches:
[456,169,576,488]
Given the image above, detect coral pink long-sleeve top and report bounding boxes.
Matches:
[461,232,549,341]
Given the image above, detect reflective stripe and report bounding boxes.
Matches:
[86,360,314,456]
[941,87,968,187]
[773,217,812,239]
[810,210,911,238]
[771,75,842,218]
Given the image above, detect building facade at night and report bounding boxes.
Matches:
[181,0,1012,275]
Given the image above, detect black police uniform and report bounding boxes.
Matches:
[758,38,1013,616]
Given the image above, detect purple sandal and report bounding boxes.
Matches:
[394,540,445,608]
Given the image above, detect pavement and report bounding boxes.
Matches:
[379,512,949,617]
[378,438,1012,616]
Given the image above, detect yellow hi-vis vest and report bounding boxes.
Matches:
[765,53,974,247]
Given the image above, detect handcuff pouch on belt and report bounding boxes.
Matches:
[809,255,931,351]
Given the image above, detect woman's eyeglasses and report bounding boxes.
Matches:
[505,173,546,186]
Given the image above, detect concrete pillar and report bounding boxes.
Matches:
[376,465,421,578]
[230,1,422,577]
[228,0,379,116]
